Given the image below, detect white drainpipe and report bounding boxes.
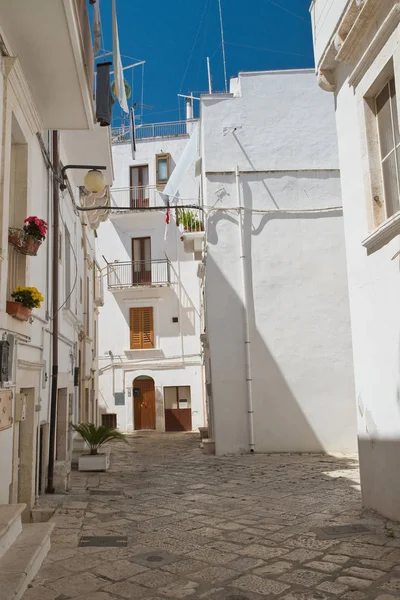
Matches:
[235,166,255,453]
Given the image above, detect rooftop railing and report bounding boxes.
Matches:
[111,119,198,144]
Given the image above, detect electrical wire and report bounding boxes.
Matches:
[179,0,211,93]
[225,41,311,59]
[265,0,308,23]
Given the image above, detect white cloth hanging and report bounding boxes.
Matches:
[112,0,128,113]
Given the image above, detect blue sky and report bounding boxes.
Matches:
[98,1,314,127]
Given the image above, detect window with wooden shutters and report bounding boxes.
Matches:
[130,307,154,349]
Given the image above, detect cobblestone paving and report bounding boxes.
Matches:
[24,433,400,600]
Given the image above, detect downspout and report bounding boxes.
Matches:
[46,130,59,492]
[235,166,255,453]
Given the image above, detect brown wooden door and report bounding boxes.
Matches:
[133,378,156,430]
[130,166,149,208]
[132,237,151,284]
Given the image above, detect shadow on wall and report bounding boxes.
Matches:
[205,175,355,454]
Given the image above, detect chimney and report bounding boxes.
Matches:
[185,97,193,121]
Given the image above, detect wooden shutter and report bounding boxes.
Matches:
[142,307,154,348]
[130,307,154,349]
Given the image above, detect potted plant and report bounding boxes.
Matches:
[6,286,44,321]
[179,209,204,233]
[8,216,48,256]
[72,423,127,471]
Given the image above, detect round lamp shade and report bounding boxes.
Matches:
[84,169,106,194]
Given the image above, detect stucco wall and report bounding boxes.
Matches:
[97,138,204,432]
[202,70,357,455]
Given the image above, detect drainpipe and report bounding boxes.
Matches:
[46,130,59,492]
[235,166,255,453]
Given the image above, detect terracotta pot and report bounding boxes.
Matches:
[6,301,32,322]
[22,236,41,256]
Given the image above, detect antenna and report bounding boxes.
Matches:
[217,0,228,92]
[207,57,212,93]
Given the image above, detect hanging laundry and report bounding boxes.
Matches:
[164,202,170,241]
[112,0,128,113]
[90,0,101,55]
[96,62,114,127]
[129,106,136,160]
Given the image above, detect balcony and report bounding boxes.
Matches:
[110,186,165,211]
[111,119,198,144]
[0,0,95,129]
[107,260,170,292]
[310,0,350,66]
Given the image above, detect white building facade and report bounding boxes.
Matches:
[311,0,400,521]
[0,0,113,516]
[200,70,357,455]
[97,120,206,434]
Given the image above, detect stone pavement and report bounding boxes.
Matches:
[23,432,400,600]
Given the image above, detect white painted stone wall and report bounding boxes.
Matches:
[201,70,357,455]
[311,0,400,521]
[0,55,104,503]
[97,136,205,432]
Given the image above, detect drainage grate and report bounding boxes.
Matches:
[315,524,370,539]
[89,489,122,496]
[79,536,127,547]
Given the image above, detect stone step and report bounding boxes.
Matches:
[0,505,26,560]
[0,522,55,600]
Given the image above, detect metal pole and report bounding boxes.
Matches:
[46,130,59,493]
[217,0,228,93]
[207,57,212,94]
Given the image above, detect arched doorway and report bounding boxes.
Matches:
[133,376,156,430]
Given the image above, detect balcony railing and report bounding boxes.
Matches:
[110,186,165,210]
[111,120,198,144]
[107,260,170,290]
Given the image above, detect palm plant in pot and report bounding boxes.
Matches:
[72,423,127,471]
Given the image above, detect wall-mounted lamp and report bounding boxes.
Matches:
[60,164,107,193]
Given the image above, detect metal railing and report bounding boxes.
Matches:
[107,260,170,289]
[111,120,198,144]
[176,207,205,234]
[110,185,165,210]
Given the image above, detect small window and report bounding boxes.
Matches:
[130,307,154,349]
[156,153,170,188]
[376,77,400,217]
[164,386,191,409]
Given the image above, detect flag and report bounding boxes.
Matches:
[164,202,170,241]
[112,0,128,113]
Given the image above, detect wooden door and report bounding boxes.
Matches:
[133,378,156,430]
[130,166,149,208]
[132,237,151,284]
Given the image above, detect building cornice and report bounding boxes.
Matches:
[362,211,400,252]
[316,0,387,93]
[2,57,42,134]
[349,4,400,87]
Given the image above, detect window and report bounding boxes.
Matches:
[130,307,154,349]
[164,386,191,409]
[376,77,400,217]
[132,237,151,284]
[156,153,170,188]
[65,227,71,309]
[130,165,149,208]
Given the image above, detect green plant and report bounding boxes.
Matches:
[72,423,127,455]
[179,209,204,231]
[11,286,44,309]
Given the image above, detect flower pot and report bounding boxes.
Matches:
[6,301,32,322]
[78,453,110,472]
[21,236,42,256]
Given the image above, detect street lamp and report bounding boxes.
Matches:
[60,164,107,193]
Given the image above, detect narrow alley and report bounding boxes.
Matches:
[23,434,400,600]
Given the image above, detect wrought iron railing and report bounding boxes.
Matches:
[111,120,198,144]
[110,186,165,209]
[107,260,170,289]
